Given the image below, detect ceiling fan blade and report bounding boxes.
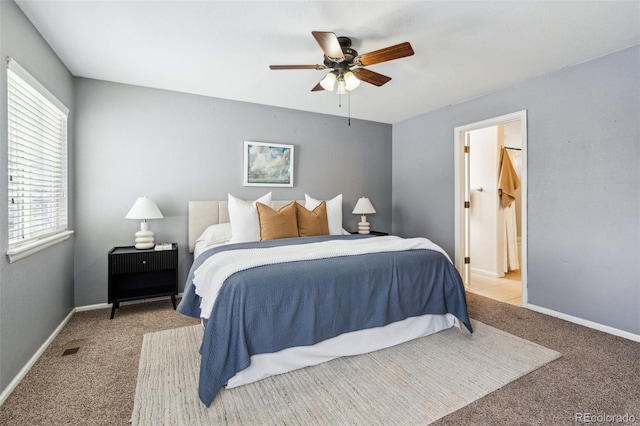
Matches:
[312,31,345,62]
[356,42,414,66]
[351,68,392,87]
[311,81,324,92]
[269,64,326,70]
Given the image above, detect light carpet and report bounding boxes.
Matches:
[131,320,561,425]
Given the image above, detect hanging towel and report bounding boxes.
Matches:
[503,203,520,272]
[498,147,521,208]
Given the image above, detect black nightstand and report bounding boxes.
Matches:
[108,244,178,319]
[369,231,389,236]
[351,231,389,236]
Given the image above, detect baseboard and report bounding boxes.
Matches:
[0,308,75,406]
[74,302,110,312]
[470,267,504,278]
[527,304,640,342]
[75,293,184,312]
[1,294,185,406]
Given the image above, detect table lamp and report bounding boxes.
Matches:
[352,197,376,234]
[125,196,164,249]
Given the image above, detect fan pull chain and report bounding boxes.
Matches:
[336,93,351,126]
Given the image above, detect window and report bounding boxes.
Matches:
[6,58,72,262]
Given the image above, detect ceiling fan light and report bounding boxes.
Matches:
[344,71,361,91]
[336,79,348,95]
[320,72,337,91]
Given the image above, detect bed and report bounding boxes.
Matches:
[178,195,472,407]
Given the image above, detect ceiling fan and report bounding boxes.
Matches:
[269,31,415,94]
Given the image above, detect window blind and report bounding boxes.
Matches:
[7,58,69,251]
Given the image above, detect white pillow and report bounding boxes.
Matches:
[228,192,272,243]
[197,223,233,246]
[304,194,343,235]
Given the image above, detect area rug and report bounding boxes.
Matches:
[131,320,561,425]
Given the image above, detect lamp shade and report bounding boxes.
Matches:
[352,197,376,215]
[344,71,361,91]
[125,196,164,220]
[335,78,348,95]
[320,71,337,91]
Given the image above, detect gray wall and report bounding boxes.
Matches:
[74,78,392,306]
[392,45,640,335]
[0,0,75,393]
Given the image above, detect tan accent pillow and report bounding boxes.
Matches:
[256,202,299,241]
[296,201,330,237]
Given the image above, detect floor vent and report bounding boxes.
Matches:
[61,339,87,356]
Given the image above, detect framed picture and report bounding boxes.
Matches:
[243,141,294,187]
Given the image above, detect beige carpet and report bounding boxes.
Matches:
[131,320,561,425]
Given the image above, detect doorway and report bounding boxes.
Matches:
[454,111,527,306]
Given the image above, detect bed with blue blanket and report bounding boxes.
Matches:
[178,200,472,407]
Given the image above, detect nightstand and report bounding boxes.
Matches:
[368,231,389,236]
[108,244,178,319]
[351,231,389,236]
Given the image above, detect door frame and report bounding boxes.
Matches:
[454,110,528,306]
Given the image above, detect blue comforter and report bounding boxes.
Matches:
[178,234,472,407]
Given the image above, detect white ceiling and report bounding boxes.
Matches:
[15,1,640,124]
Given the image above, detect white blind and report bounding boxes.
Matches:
[7,58,69,250]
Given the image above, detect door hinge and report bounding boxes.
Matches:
[464,146,470,153]
[464,201,470,208]
[464,257,471,264]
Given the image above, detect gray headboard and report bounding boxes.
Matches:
[188,200,303,253]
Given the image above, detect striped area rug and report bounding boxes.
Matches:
[131,320,561,425]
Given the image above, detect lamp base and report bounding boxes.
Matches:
[357,221,371,234]
[356,214,370,234]
[134,225,155,250]
[135,242,154,250]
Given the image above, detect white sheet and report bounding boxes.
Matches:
[227,313,459,388]
[193,239,223,259]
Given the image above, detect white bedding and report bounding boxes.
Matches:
[227,313,459,388]
[193,239,220,260]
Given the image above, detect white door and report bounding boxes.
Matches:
[454,111,528,306]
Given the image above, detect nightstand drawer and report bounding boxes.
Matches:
[109,249,177,274]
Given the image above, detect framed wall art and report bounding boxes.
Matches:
[243,141,294,187]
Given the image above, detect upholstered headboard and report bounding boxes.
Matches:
[188,200,302,253]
